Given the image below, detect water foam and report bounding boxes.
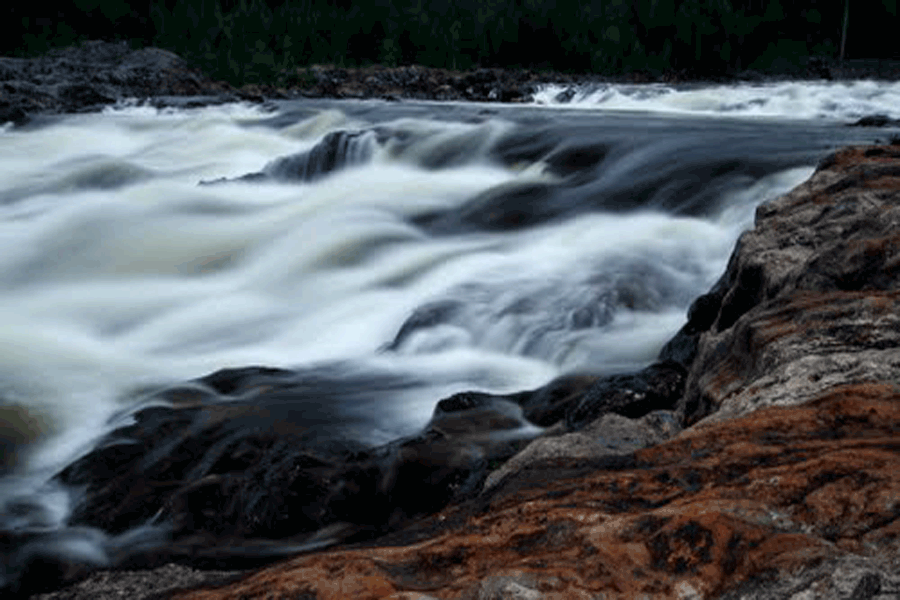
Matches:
[532,80,900,121]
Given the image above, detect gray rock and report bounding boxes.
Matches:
[716,552,900,600]
[483,410,680,491]
[459,574,544,600]
[30,562,245,600]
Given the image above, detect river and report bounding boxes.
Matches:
[1,79,898,588]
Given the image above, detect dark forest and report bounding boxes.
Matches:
[6,1,900,86]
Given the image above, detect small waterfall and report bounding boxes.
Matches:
[199,129,380,185]
[265,129,379,181]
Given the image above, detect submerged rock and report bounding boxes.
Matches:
[849,114,900,127]
[200,130,381,186]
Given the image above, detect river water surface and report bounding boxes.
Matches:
[1,79,898,582]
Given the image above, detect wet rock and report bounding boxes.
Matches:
[553,87,576,103]
[265,130,378,181]
[57,366,479,548]
[201,130,381,186]
[518,373,598,426]
[382,300,463,352]
[413,181,558,233]
[849,114,900,127]
[5,366,552,596]
[565,360,686,430]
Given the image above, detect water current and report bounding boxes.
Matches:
[0,79,898,583]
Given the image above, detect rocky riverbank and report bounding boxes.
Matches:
[3,41,900,599]
[160,148,900,600]
[5,40,900,128]
[17,146,900,600]
[22,146,900,600]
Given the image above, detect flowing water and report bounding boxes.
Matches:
[0,79,898,582]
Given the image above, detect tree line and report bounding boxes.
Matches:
[7,0,900,86]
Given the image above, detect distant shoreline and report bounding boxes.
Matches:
[3,41,900,128]
[225,57,900,105]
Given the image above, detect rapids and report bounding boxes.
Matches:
[0,81,897,589]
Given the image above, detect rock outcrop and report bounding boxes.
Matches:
[146,146,898,599]
[0,40,238,126]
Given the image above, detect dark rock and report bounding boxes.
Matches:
[565,361,686,431]
[542,142,609,180]
[265,130,378,181]
[849,114,900,127]
[554,87,577,103]
[0,40,236,125]
[655,278,732,369]
[518,373,598,426]
[381,300,462,351]
[414,181,557,233]
[5,365,542,596]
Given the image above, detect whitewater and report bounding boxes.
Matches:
[0,79,898,585]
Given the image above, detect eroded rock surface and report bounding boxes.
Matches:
[676,145,900,426]
[153,146,900,600]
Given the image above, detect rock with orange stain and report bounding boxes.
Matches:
[674,144,900,426]
[157,146,900,600]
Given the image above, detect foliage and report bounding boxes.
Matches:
[4,0,900,86]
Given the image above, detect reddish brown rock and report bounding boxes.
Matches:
[679,145,900,426]
[164,146,900,600]
[169,384,900,600]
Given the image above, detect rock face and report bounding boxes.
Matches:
[676,145,900,426]
[151,146,899,599]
